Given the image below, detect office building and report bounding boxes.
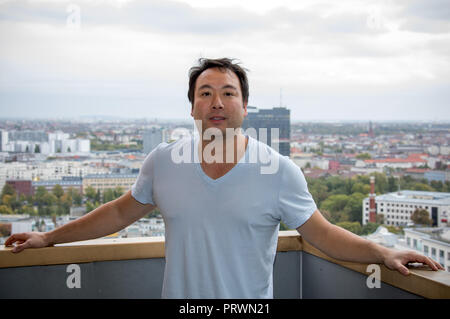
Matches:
[404,227,450,272]
[363,190,450,227]
[241,106,290,157]
[82,173,138,194]
[143,127,163,155]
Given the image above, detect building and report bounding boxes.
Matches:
[143,127,163,155]
[6,180,33,197]
[362,153,428,170]
[82,173,138,194]
[363,190,450,227]
[32,176,83,194]
[403,227,450,272]
[241,106,291,157]
[0,130,8,152]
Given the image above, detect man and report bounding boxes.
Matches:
[5,58,444,298]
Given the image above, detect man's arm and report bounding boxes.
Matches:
[5,190,155,253]
[297,210,444,275]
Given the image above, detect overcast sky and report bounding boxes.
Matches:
[0,0,449,122]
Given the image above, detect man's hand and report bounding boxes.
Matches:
[382,249,444,275]
[5,232,50,253]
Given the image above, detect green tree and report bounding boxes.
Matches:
[356,153,371,160]
[411,209,433,226]
[336,221,362,235]
[0,205,14,215]
[114,186,124,198]
[103,188,115,204]
[1,183,16,197]
[320,194,350,223]
[52,184,64,199]
[388,176,397,192]
[361,222,380,235]
[309,180,329,208]
[351,183,370,195]
[412,183,434,192]
[84,186,97,203]
[345,192,366,224]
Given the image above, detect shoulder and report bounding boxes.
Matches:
[248,136,294,173]
[145,136,193,158]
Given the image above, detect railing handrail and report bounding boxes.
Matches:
[1,230,449,298]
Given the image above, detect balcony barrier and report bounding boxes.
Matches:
[1,231,449,298]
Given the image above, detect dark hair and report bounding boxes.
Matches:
[188,58,249,105]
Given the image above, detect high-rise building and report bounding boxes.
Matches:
[241,106,291,157]
[0,130,8,151]
[143,127,163,154]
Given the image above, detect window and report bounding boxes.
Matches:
[431,248,436,259]
[407,237,411,246]
[413,239,417,249]
[448,252,450,261]
[424,245,429,256]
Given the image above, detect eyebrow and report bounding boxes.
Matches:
[197,84,238,91]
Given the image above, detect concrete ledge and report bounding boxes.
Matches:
[301,238,450,299]
[1,230,449,298]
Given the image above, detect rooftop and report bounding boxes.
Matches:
[374,190,450,205]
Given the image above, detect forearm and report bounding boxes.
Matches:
[45,201,128,246]
[321,224,390,264]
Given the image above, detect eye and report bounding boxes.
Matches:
[200,92,211,97]
[224,91,235,97]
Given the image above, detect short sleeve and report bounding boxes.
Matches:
[277,158,317,230]
[131,145,160,205]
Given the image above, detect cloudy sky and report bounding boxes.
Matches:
[0,0,449,121]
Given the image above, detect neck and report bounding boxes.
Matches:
[198,131,247,164]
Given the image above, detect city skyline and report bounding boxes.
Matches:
[1,0,450,121]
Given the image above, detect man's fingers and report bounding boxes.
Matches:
[396,261,410,276]
[5,233,28,246]
[406,253,443,271]
[11,240,31,253]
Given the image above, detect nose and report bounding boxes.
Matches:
[212,94,224,109]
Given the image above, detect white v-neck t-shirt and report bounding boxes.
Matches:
[131,134,317,298]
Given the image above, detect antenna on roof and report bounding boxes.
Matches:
[279,88,283,108]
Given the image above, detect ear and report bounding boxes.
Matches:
[243,101,248,117]
[190,104,194,117]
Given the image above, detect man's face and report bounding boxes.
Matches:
[191,67,248,137]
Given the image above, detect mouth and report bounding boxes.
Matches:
[208,116,226,124]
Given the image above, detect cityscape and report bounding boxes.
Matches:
[1,109,449,273]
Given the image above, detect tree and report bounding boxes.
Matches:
[309,180,329,208]
[34,144,40,153]
[345,192,366,224]
[336,221,362,235]
[0,205,14,215]
[361,222,380,235]
[103,188,115,204]
[320,194,350,223]
[84,186,97,202]
[52,184,64,199]
[114,186,124,198]
[412,183,434,192]
[356,153,371,160]
[411,209,433,226]
[1,184,16,197]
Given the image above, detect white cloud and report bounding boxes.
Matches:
[0,0,449,120]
